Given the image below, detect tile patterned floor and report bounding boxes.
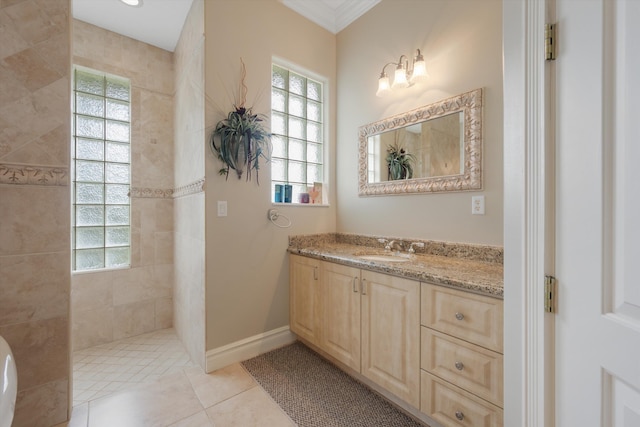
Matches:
[71,328,197,406]
[59,328,295,427]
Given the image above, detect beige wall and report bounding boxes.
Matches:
[173,0,206,368]
[203,0,337,350]
[0,3,504,423]
[336,0,503,245]
[0,0,71,425]
[70,20,175,350]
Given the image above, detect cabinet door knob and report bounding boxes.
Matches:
[353,277,359,293]
[361,279,367,295]
[455,361,464,371]
[455,411,465,421]
[455,312,464,321]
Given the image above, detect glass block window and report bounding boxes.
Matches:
[72,67,131,271]
[271,63,325,203]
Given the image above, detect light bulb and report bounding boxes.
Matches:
[410,58,428,83]
[391,66,409,89]
[376,74,391,97]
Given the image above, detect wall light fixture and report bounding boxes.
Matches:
[376,49,428,97]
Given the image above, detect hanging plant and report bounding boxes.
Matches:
[209,59,271,184]
[386,142,415,180]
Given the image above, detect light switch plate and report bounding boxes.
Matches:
[472,195,485,215]
[217,200,227,217]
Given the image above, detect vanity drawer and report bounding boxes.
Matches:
[421,283,503,352]
[421,371,503,427]
[421,327,503,407]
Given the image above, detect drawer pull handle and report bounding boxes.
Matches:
[455,411,464,421]
[455,361,464,371]
[455,312,465,321]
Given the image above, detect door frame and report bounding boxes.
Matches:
[503,0,555,425]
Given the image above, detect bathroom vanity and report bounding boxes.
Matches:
[288,233,503,427]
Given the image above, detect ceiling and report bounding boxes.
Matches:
[71,0,380,52]
[72,0,195,52]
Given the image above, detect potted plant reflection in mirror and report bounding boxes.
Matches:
[386,141,415,180]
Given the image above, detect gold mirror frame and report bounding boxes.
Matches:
[358,88,483,196]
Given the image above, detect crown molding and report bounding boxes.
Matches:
[281,0,380,34]
[335,0,380,32]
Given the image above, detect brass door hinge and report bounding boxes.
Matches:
[545,24,556,60]
[545,275,557,313]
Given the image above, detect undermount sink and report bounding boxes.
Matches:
[357,254,411,263]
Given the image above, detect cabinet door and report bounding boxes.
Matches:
[320,262,361,371]
[289,255,321,345]
[361,270,420,408]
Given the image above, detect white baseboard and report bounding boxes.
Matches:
[205,326,296,373]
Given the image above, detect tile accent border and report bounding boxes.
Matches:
[0,163,69,186]
[172,178,205,199]
[130,187,174,199]
[129,178,206,199]
[205,326,296,373]
[0,168,206,200]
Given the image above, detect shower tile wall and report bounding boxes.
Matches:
[0,0,71,425]
[173,0,206,369]
[71,20,175,351]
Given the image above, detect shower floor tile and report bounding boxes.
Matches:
[72,328,197,407]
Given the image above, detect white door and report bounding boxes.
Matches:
[555,0,640,425]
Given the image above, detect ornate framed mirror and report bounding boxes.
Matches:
[358,88,483,195]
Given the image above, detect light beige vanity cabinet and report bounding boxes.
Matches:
[289,253,504,426]
[360,269,420,408]
[420,283,504,427]
[291,256,421,408]
[320,262,362,371]
[289,255,322,346]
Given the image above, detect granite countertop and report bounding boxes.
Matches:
[288,234,504,299]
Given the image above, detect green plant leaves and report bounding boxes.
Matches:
[209,106,271,184]
[386,143,415,180]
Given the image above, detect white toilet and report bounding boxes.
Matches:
[0,336,17,427]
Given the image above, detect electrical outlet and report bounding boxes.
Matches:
[472,195,485,215]
[217,200,227,217]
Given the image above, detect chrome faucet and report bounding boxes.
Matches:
[378,238,404,252]
[377,238,388,249]
[386,240,404,252]
[408,241,425,254]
